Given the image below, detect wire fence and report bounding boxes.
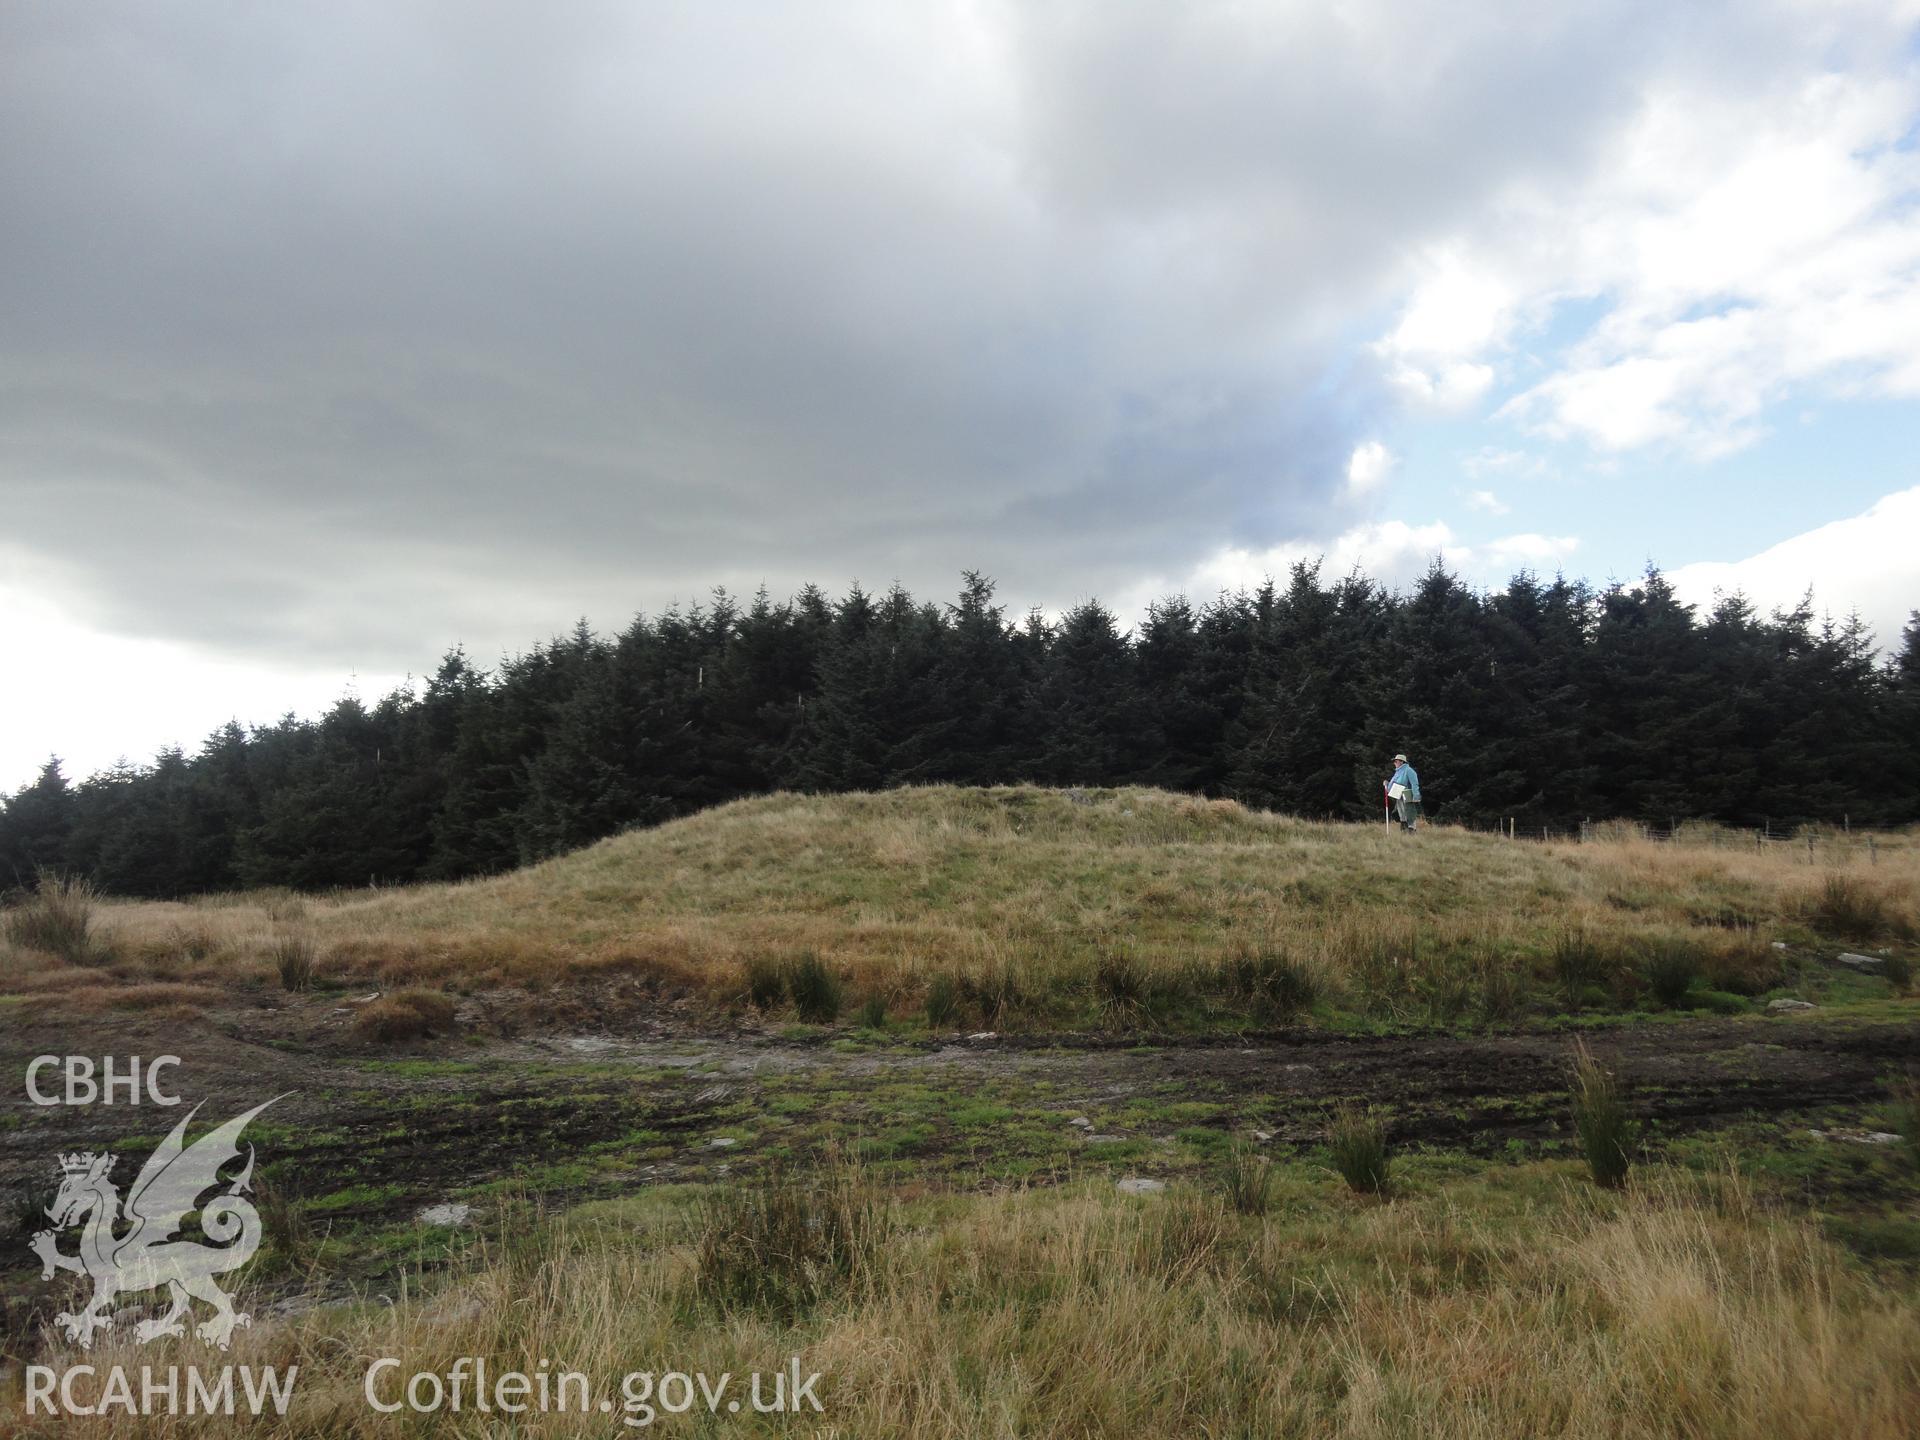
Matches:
[1452,813,1901,864]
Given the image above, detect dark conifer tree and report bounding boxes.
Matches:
[1028,600,1144,785]
[0,758,77,886]
[1586,569,1712,821]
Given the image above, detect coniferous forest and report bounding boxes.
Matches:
[5,564,1917,897]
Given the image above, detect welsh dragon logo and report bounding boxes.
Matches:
[28,1097,284,1350]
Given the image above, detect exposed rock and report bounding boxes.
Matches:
[1082,1133,1127,1144]
[1252,1129,1275,1143]
[966,1031,998,1042]
[1067,1116,1093,1129]
[416,1202,472,1227]
[419,1295,485,1325]
[1808,1128,1903,1145]
[1115,1177,1165,1195]
[1766,998,1816,1013]
[1770,941,1789,951]
[268,1293,346,1322]
[1835,953,1885,973]
[707,1137,738,1150]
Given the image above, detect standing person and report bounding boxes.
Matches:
[1386,752,1421,832]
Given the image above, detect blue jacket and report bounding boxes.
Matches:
[1389,763,1420,801]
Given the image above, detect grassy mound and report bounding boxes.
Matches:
[6,786,1916,1028]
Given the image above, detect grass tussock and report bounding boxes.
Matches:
[1642,941,1700,1008]
[351,986,458,1042]
[1553,926,1610,1009]
[785,950,844,1023]
[1572,1042,1637,1189]
[1222,1142,1276,1216]
[744,953,785,1010]
[1327,1104,1391,1195]
[1221,947,1322,1021]
[4,873,103,966]
[923,971,961,1028]
[271,930,317,991]
[1806,873,1911,944]
[693,1158,893,1320]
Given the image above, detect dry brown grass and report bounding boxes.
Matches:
[3,787,1914,1019]
[9,1165,1915,1437]
[351,987,459,1042]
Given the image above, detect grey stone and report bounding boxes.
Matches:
[1809,1129,1904,1146]
[1770,941,1789,951]
[707,1137,738,1150]
[416,1202,473,1227]
[1252,1129,1275,1143]
[1835,953,1885,973]
[1115,1177,1165,1195]
[966,1031,997,1042]
[1766,998,1816,1013]
[1067,1116,1093,1129]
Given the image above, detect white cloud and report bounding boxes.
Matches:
[1375,30,1920,459]
[1345,440,1395,496]
[1465,489,1511,515]
[1173,520,1580,600]
[0,581,404,793]
[1666,484,1920,651]
[1374,251,1508,412]
[1461,446,1557,482]
[1479,532,1580,570]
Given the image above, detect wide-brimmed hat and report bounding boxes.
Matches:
[1393,753,1407,763]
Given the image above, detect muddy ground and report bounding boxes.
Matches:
[5,988,1914,1235]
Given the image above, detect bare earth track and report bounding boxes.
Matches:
[5,998,1913,1232]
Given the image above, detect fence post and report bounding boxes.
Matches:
[1806,834,1814,865]
[1869,836,1877,866]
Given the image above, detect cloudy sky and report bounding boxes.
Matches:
[4,0,1919,790]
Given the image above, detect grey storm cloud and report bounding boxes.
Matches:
[0,0,1826,669]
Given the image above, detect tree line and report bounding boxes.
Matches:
[4,564,1916,896]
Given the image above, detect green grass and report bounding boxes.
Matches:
[305,1182,406,1214]
[1571,1043,1637,1189]
[1326,1104,1391,1195]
